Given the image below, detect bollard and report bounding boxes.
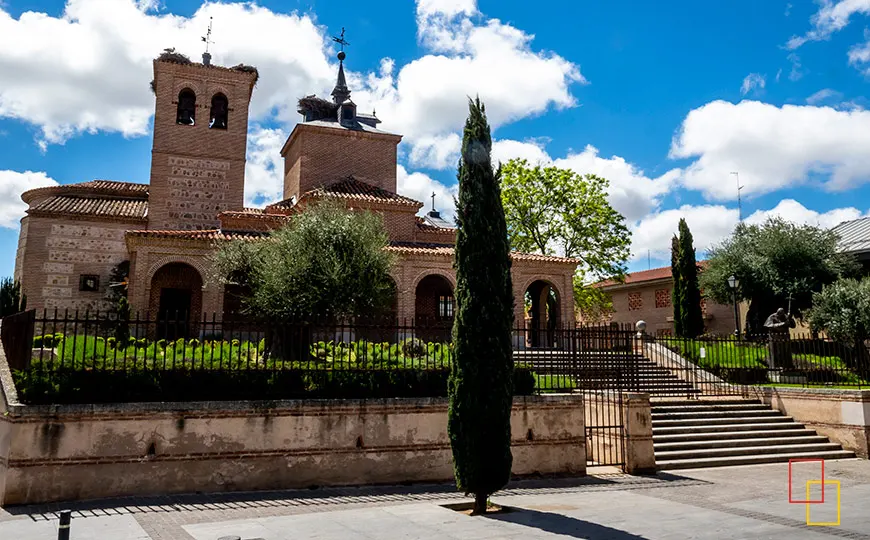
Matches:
[57,510,71,540]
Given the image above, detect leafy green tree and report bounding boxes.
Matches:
[574,277,613,323]
[0,277,26,318]
[500,159,631,281]
[448,98,515,515]
[671,219,704,337]
[807,278,870,372]
[701,218,858,335]
[214,199,396,320]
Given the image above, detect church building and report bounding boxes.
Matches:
[13,48,578,343]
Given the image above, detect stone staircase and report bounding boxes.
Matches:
[652,399,855,469]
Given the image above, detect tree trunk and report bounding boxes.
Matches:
[471,492,488,515]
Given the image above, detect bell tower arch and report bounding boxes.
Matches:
[147,51,258,230]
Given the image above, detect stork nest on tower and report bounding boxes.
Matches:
[157,48,192,64]
[298,95,339,120]
[231,64,260,85]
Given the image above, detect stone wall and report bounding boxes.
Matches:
[16,216,138,314]
[746,386,870,458]
[0,357,586,505]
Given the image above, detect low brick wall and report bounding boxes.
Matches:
[745,386,870,458]
[0,348,585,505]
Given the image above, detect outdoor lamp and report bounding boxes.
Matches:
[727,275,738,290]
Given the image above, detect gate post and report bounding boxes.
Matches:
[622,392,656,474]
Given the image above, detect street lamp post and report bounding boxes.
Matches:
[727,275,740,339]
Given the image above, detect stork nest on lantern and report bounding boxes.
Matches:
[157,48,192,64]
[298,95,339,120]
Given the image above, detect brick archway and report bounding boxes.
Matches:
[414,273,454,342]
[148,262,203,338]
[523,279,561,348]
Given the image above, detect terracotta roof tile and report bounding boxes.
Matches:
[126,229,264,241]
[22,179,149,203]
[75,180,149,193]
[299,177,422,207]
[386,242,578,263]
[596,262,709,288]
[29,196,148,220]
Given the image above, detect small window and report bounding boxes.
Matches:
[176,89,196,125]
[79,274,100,292]
[655,289,671,308]
[342,105,355,121]
[628,292,643,311]
[438,295,454,318]
[209,93,228,129]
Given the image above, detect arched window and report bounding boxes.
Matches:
[209,93,228,130]
[176,89,196,125]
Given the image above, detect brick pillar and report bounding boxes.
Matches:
[622,392,656,474]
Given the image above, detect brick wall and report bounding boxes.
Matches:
[148,61,254,230]
[16,216,138,313]
[605,280,740,336]
[281,125,402,201]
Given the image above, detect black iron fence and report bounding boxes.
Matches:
[651,332,870,395]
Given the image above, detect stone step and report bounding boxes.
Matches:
[653,415,795,428]
[652,403,770,413]
[652,409,784,421]
[657,451,856,470]
[654,435,830,451]
[653,421,805,435]
[655,442,845,461]
[653,427,818,443]
[652,399,760,407]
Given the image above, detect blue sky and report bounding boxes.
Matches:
[2,0,870,279]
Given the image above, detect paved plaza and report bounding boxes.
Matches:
[2,459,868,539]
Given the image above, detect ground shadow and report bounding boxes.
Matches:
[487,507,651,539]
[3,471,707,522]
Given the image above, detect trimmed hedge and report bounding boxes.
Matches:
[13,366,537,405]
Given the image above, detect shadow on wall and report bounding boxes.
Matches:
[487,507,651,539]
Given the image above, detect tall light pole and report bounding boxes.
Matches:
[727,275,740,339]
[731,172,743,222]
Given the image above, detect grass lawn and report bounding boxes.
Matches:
[662,338,768,369]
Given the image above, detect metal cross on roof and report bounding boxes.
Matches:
[201,16,215,53]
[431,192,436,212]
[332,27,350,51]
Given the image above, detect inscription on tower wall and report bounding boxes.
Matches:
[163,156,232,230]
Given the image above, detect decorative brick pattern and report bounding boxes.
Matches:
[655,288,671,308]
[628,292,643,311]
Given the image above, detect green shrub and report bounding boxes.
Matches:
[188,338,200,349]
[33,335,43,348]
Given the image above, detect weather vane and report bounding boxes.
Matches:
[202,17,215,54]
[332,27,350,52]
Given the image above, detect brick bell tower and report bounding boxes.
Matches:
[147,49,258,230]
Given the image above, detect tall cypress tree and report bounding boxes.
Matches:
[670,235,684,336]
[448,98,515,515]
[678,219,705,337]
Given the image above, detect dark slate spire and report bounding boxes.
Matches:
[331,51,351,105]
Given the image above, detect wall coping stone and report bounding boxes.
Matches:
[745,385,870,401]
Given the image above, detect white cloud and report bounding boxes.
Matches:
[628,200,868,262]
[629,205,738,261]
[740,73,766,95]
[356,2,584,169]
[848,35,870,74]
[491,138,550,165]
[787,53,806,81]
[806,88,842,104]
[744,198,868,228]
[788,0,870,48]
[397,165,457,220]
[0,0,333,147]
[671,100,870,200]
[244,126,286,207]
[0,170,58,228]
[554,146,680,222]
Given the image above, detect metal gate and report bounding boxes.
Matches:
[514,323,634,469]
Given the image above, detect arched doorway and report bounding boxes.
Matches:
[149,262,203,339]
[415,274,454,342]
[525,280,560,348]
